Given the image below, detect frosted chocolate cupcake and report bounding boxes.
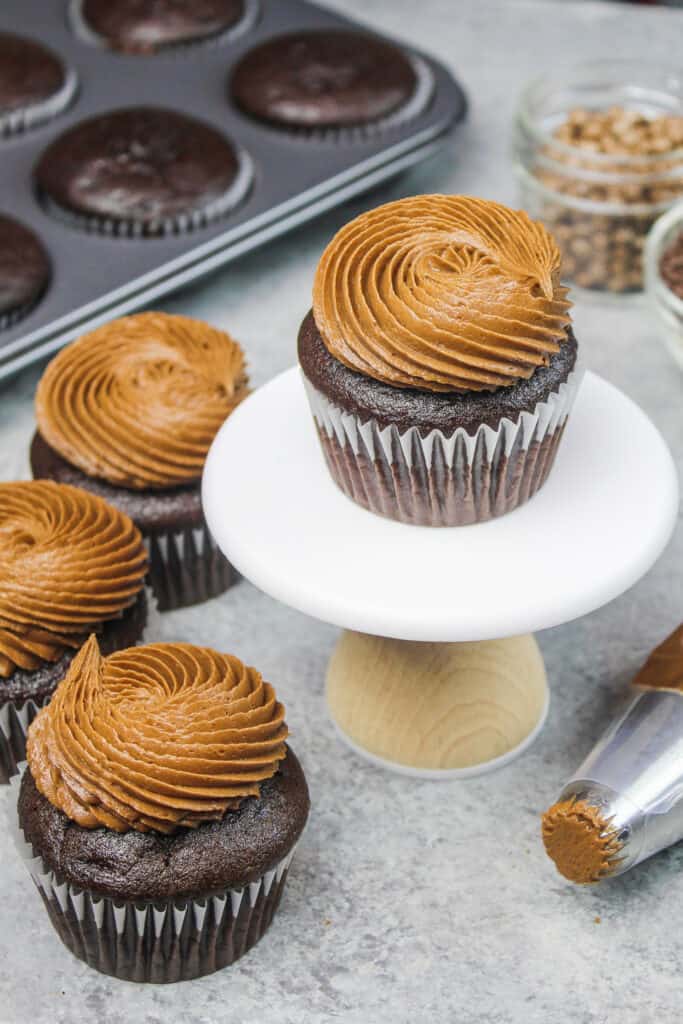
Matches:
[76,0,247,54]
[299,195,579,526]
[31,312,248,610]
[16,636,310,983]
[0,215,50,329]
[0,481,148,783]
[35,108,248,237]
[0,33,77,136]
[231,29,429,136]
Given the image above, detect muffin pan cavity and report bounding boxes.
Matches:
[0,0,466,380]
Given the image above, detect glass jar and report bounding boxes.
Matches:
[645,200,683,370]
[512,60,683,296]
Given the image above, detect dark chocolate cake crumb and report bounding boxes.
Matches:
[0,33,66,113]
[231,30,417,129]
[81,0,245,54]
[35,108,240,235]
[18,747,310,901]
[31,432,203,534]
[298,311,578,436]
[0,215,50,323]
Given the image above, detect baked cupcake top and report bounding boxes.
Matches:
[0,32,67,114]
[312,195,572,392]
[231,30,417,129]
[80,0,245,54]
[0,215,50,322]
[0,482,147,677]
[27,636,288,833]
[35,108,240,234]
[36,312,249,490]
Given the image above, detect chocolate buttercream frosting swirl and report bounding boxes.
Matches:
[0,482,147,677]
[27,637,288,833]
[312,195,572,392]
[36,312,249,489]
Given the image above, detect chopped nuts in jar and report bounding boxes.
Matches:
[534,106,683,294]
[536,107,683,292]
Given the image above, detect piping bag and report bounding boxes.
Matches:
[542,624,683,884]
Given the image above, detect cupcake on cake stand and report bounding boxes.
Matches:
[202,365,678,778]
[206,195,678,778]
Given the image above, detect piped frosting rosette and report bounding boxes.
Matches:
[0,481,147,677]
[36,312,249,490]
[313,194,572,393]
[28,636,288,833]
[303,195,579,526]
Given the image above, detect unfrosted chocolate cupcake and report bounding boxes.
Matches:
[77,0,247,54]
[16,637,309,983]
[0,32,77,136]
[32,312,249,610]
[231,29,420,131]
[35,107,247,237]
[299,195,580,526]
[0,215,50,329]
[0,481,148,783]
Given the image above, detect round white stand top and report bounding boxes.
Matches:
[203,368,678,642]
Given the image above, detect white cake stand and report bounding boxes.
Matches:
[203,368,678,778]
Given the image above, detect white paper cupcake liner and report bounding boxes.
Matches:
[0,586,159,784]
[303,368,582,526]
[9,766,297,983]
[39,148,253,239]
[145,519,238,611]
[68,0,260,54]
[0,66,78,137]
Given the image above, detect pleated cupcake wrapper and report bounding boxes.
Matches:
[0,587,159,784]
[68,0,261,54]
[0,67,78,137]
[303,368,582,526]
[145,520,238,612]
[260,54,435,145]
[39,149,254,239]
[0,292,47,332]
[8,766,296,983]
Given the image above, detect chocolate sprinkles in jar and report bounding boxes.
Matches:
[513,61,683,295]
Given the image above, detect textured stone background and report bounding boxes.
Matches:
[1,1,683,1021]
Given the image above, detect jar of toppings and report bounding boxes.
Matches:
[513,61,683,295]
[645,200,683,369]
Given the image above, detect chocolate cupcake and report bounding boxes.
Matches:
[15,636,310,983]
[75,0,249,54]
[0,32,77,136]
[231,29,431,137]
[32,312,249,610]
[0,481,148,783]
[0,215,50,329]
[298,195,580,527]
[35,107,250,237]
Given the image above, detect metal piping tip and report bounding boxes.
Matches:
[542,796,624,884]
[541,624,683,885]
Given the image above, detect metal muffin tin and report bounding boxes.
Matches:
[0,0,467,381]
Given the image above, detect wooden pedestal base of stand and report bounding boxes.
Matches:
[326,632,548,777]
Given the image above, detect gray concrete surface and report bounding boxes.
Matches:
[1,1,682,1021]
